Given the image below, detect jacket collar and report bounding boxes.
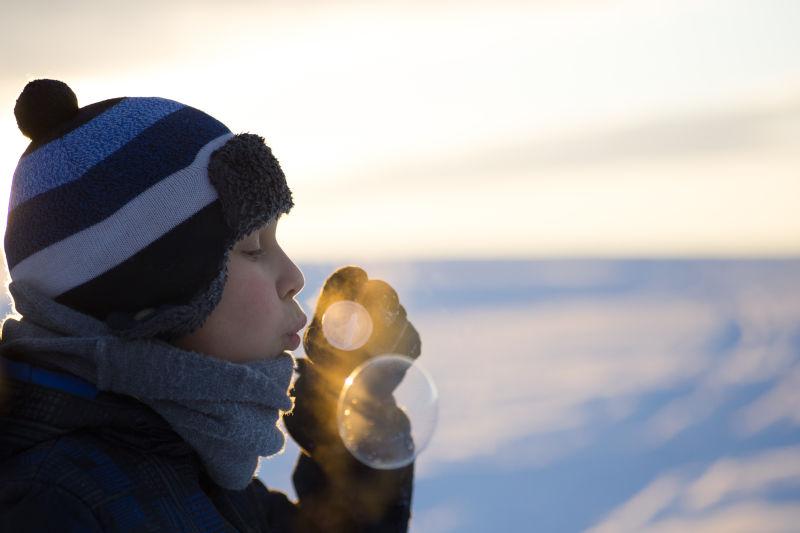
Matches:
[0,353,198,465]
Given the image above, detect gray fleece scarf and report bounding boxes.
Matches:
[0,280,296,491]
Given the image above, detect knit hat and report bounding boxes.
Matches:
[5,79,294,341]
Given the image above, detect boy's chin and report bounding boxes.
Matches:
[263,349,295,361]
[227,348,288,364]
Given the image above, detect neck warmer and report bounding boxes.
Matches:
[0,280,295,491]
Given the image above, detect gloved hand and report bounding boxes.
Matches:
[283,265,422,458]
[282,266,422,531]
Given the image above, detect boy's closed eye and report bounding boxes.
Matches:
[241,240,264,257]
[240,231,272,257]
[243,247,265,258]
[238,216,281,258]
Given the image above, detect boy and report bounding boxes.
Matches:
[0,79,421,532]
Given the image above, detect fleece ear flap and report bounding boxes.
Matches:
[208,133,294,239]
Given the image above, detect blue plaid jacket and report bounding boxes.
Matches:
[0,353,413,532]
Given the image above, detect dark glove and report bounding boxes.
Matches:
[284,265,422,456]
[283,266,422,531]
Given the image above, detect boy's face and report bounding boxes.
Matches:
[173,216,307,363]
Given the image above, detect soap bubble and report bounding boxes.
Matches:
[337,354,438,469]
[322,300,374,351]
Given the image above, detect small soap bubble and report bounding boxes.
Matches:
[337,354,438,469]
[322,300,373,351]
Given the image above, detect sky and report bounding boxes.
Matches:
[1,0,799,262]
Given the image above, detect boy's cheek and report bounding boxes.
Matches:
[227,273,280,331]
[232,274,273,315]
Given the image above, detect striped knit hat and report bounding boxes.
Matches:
[5,79,294,341]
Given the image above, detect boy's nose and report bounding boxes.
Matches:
[281,259,305,300]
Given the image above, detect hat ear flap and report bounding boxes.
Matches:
[208,133,294,239]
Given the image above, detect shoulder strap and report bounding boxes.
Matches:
[0,355,98,399]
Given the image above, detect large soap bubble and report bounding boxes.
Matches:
[337,353,438,469]
[322,300,374,351]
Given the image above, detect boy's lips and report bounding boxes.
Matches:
[287,313,308,336]
[284,313,308,350]
[285,332,302,351]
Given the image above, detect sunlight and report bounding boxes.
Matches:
[2,0,799,262]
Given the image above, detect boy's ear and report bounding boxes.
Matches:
[208,133,294,240]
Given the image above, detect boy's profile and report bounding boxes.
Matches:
[0,79,422,532]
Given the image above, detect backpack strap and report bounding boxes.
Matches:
[0,355,98,399]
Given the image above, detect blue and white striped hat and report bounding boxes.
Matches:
[5,79,294,340]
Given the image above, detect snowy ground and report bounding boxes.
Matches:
[4,259,795,531]
[257,259,800,532]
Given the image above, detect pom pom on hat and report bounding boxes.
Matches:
[14,79,79,142]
